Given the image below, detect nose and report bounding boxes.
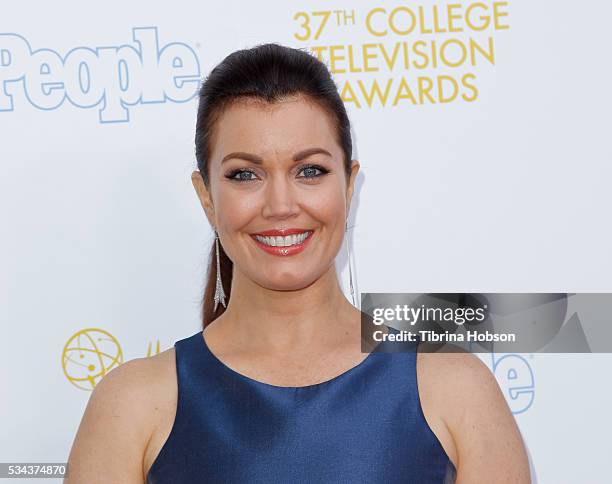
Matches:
[261,174,300,220]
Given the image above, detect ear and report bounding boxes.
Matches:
[191,170,216,228]
[346,159,360,215]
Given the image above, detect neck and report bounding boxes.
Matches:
[213,264,360,352]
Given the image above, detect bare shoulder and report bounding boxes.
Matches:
[417,350,531,483]
[65,347,177,484]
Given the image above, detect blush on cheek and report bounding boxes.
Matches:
[216,195,257,230]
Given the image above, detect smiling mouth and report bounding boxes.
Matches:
[249,229,315,257]
[252,231,313,247]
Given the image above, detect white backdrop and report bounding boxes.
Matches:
[1,1,611,483]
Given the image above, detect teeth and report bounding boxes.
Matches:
[254,231,310,247]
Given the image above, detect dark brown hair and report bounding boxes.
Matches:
[195,42,353,329]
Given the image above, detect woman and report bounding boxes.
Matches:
[66,43,531,483]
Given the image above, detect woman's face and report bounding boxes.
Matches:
[192,95,359,292]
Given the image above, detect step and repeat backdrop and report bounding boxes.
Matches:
[2,1,611,483]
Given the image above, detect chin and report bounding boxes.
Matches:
[259,272,317,292]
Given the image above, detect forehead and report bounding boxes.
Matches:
[210,95,341,161]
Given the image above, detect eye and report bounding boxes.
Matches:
[297,164,329,179]
[226,169,258,182]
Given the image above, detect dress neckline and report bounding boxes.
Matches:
[197,325,391,390]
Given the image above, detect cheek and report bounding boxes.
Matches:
[306,187,346,224]
[215,187,255,229]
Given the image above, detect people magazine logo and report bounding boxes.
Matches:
[0,27,201,123]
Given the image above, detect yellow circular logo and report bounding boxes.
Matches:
[62,328,123,391]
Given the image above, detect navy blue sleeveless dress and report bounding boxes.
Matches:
[147,327,456,483]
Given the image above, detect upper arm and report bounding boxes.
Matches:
[65,357,156,484]
[424,351,531,484]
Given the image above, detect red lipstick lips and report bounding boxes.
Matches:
[250,228,313,256]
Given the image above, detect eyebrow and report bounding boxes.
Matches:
[221,147,332,165]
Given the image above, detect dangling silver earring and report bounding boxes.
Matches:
[345,220,359,308]
[213,230,227,312]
